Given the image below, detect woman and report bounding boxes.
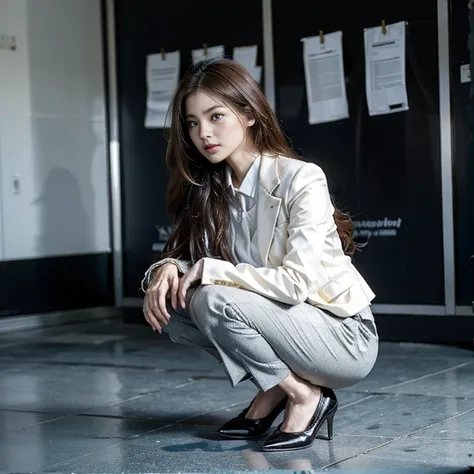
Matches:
[141,58,378,452]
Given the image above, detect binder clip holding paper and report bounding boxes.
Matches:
[203,43,208,57]
[160,48,166,60]
[319,30,325,44]
[381,20,387,35]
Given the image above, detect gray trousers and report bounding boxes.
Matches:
[165,285,379,392]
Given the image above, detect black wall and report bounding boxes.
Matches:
[272,1,444,305]
[115,1,474,343]
[451,1,474,307]
[114,0,264,299]
[0,254,113,317]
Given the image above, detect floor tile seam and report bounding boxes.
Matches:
[369,390,474,399]
[406,435,474,441]
[0,399,249,424]
[341,391,474,401]
[320,437,397,470]
[0,357,227,377]
[0,355,470,371]
[174,379,204,389]
[3,391,472,421]
[1,380,217,412]
[338,394,376,410]
[73,412,168,424]
[42,441,124,471]
[12,391,474,470]
[0,343,26,349]
[376,355,473,361]
[323,407,474,468]
[335,433,408,438]
[42,421,169,471]
[62,403,474,432]
[0,378,224,398]
[40,410,474,471]
[3,390,460,423]
[93,392,161,409]
[379,360,474,390]
[403,406,474,438]
[169,399,256,426]
[329,451,456,466]
[0,357,174,371]
[336,407,474,441]
[43,413,275,472]
[9,391,169,415]
[43,407,249,472]
[5,414,69,433]
[0,407,71,417]
[76,377,229,406]
[77,399,256,430]
[369,407,474,445]
[84,395,385,432]
[0,408,57,414]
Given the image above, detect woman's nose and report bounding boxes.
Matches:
[199,124,212,140]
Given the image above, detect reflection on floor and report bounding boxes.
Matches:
[0,314,472,473]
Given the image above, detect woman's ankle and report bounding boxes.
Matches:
[265,385,286,400]
[279,373,320,404]
[246,387,286,419]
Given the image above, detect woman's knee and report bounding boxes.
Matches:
[190,285,217,313]
[189,285,244,330]
[188,285,221,330]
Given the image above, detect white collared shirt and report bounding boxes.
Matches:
[226,156,262,267]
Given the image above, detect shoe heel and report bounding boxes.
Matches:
[326,409,336,440]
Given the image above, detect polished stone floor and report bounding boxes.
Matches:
[0,315,472,473]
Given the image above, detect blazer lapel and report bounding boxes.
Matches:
[257,155,281,265]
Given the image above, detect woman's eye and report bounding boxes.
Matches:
[187,121,198,128]
[212,113,224,121]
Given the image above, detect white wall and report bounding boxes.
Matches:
[0,0,110,261]
[0,0,32,262]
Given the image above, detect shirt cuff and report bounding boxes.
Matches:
[140,258,188,293]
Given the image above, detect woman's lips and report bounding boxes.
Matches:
[204,145,219,153]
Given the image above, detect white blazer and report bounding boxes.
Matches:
[144,155,375,318]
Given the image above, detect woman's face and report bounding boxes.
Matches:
[185,91,254,164]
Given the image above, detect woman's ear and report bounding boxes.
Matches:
[243,106,255,127]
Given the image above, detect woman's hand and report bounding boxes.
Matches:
[143,263,179,333]
[178,259,204,309]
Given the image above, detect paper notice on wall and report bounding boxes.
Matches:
[364,21,409,116]
[233,45,262,84]
[192,45,224,64]
[145,51,180,128]
[301,31,349,125]
[234,45,257,68]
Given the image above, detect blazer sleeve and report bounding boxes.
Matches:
[200,163,334,305]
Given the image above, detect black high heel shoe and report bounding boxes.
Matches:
[261,387,337,452]
[218,396,287,439]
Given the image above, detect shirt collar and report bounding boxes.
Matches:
[226,156,261,198]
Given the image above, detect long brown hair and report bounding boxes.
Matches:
[159,58,356,264]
